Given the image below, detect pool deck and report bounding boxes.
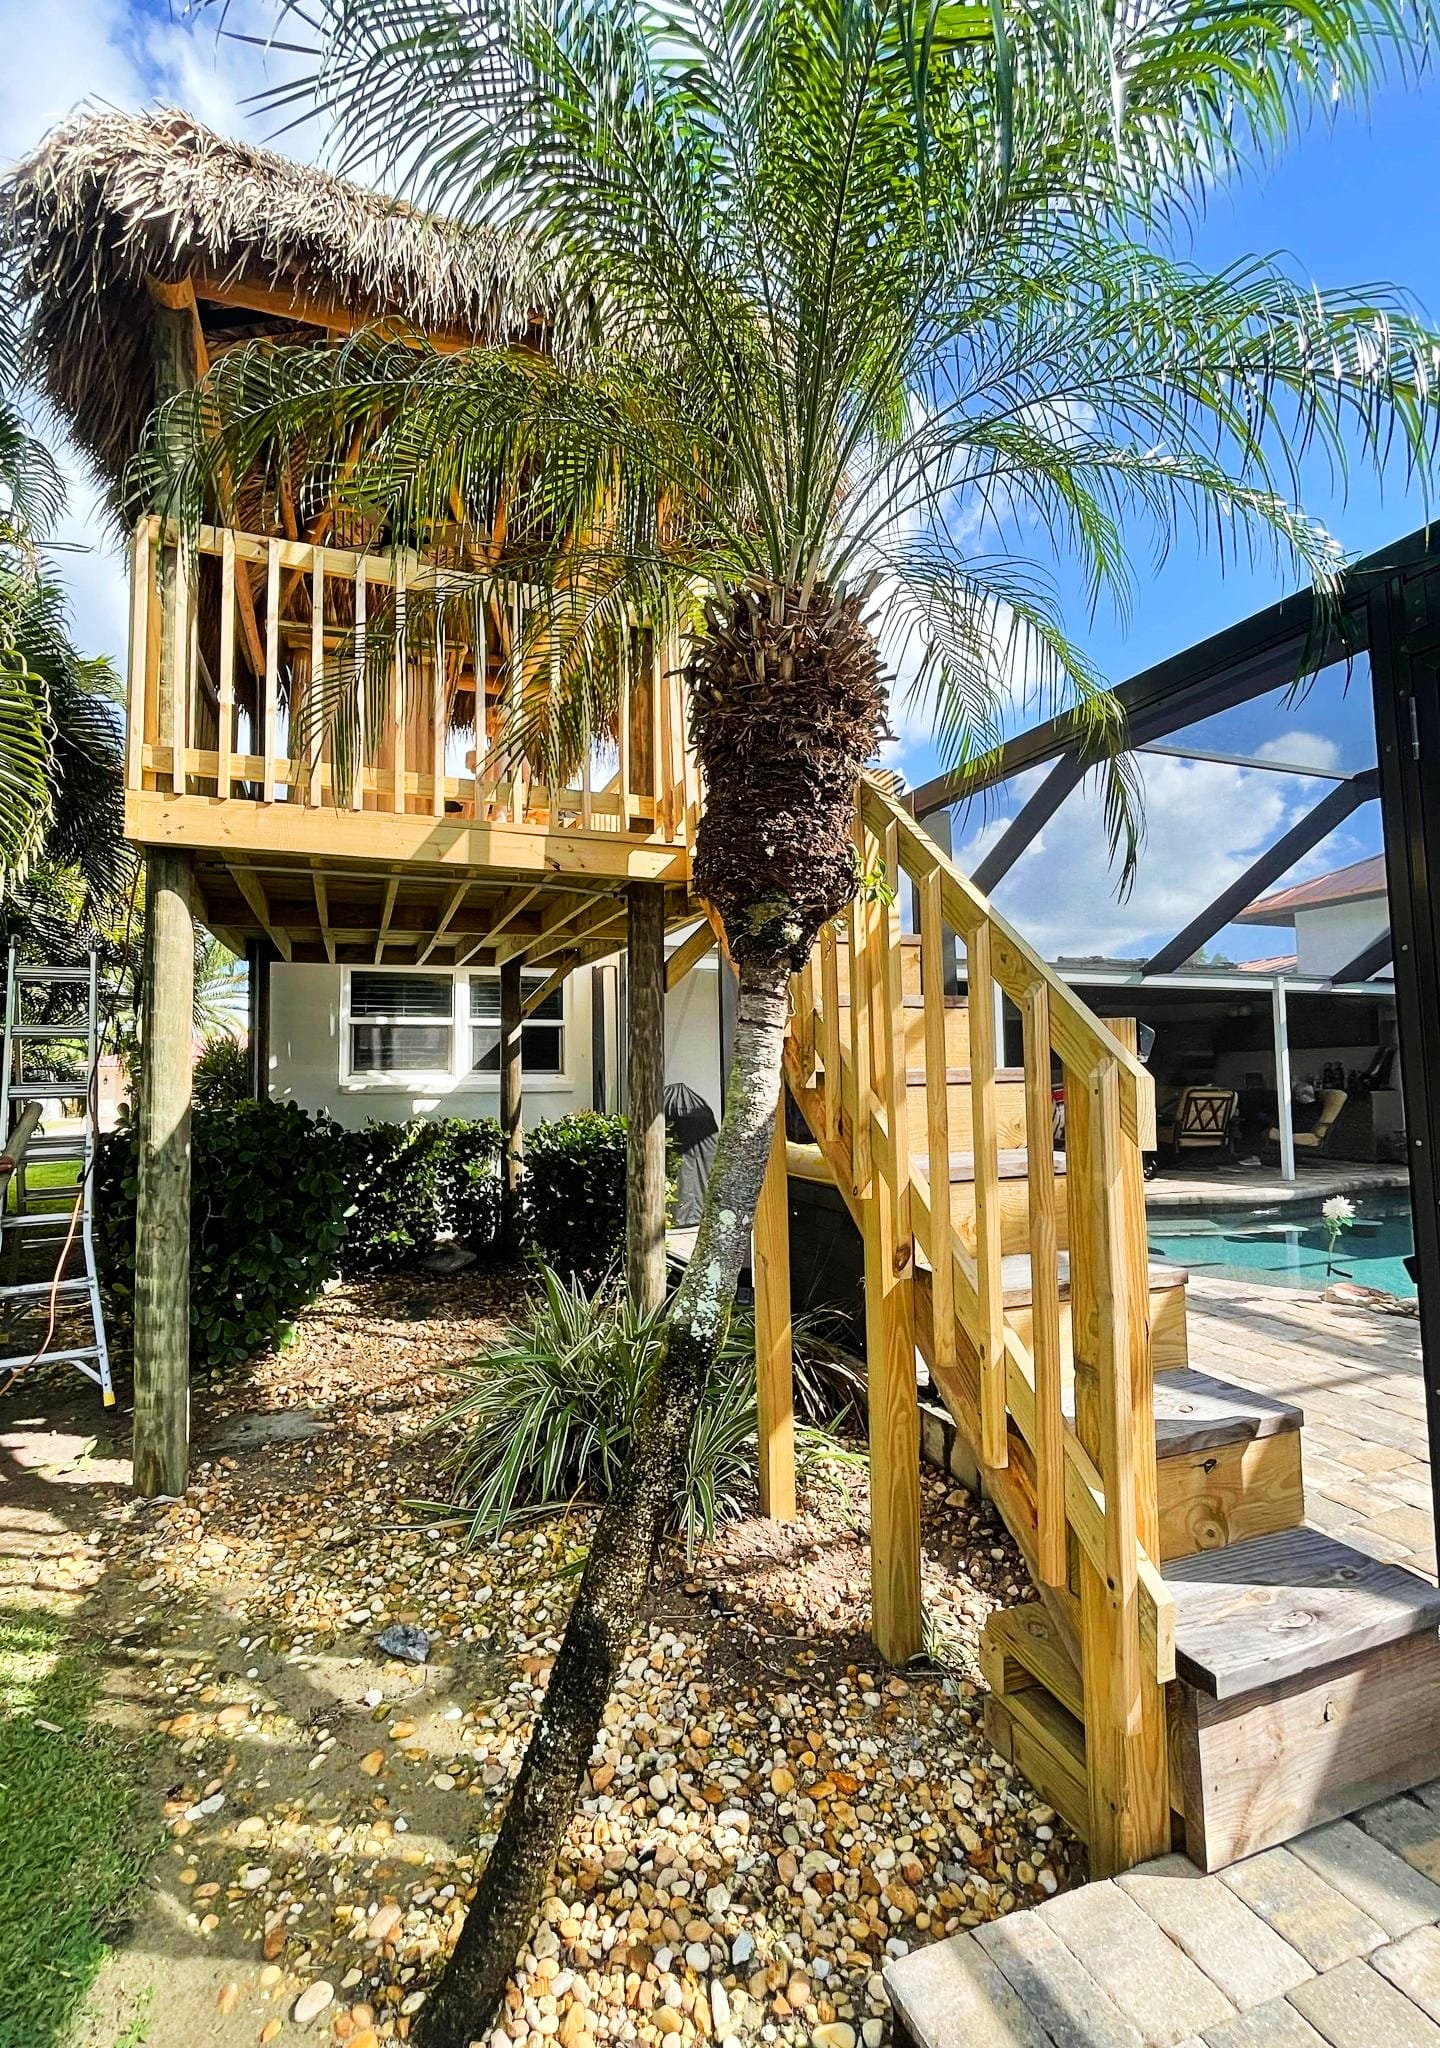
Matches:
[1146,1160,1410,1213]
[1185,1272,1435,1580]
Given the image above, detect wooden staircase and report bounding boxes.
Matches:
[781,776,1440,1878]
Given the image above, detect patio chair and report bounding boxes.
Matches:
[1268,1086,1348,1153]
[1157,1085,1238,1160]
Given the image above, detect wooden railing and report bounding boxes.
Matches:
[125,518,697,846]
[784,775,1174,1876]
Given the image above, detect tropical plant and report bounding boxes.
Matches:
[159,0,1440,2033]
[524,1111,630,1289]
[435,1264,850,1557]
[0,292,132,918]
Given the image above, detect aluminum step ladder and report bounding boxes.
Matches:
[0,949,113,1404]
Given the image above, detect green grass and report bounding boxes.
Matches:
[0,1607,158,2048]
[5,1161,85,1212]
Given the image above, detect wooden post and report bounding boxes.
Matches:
[500,956,524,1252]
[133,848,196,1499]
[246,940,271,1101]
[1064,1053,1169,1876]
[753,1098,796,1518]
[626,881,667,1314]
[862,825,922,1666]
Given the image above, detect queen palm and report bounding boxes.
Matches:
[157,0,1440,2035]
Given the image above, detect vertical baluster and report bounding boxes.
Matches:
[753,1102,796,1519]
[170,534,190,795]
[656,628,674,839]
[263,537,281,803]
[919,868,955,1381]
[618,625,632,834]
[846,893,872,1197]
[216,530,235,801]
[432,607,447,819]
[796,954,817,1089]
[879,820,912,1242]
[820,921,841,1145]
[967,919,1007,1468]
[1022,978,1065,1585]
[308,553,324,807]
[125,519,151,793]
[473,584,488,819]
[351,560,367,810]
[1065,1052,1169,1874]
[390,563,407,814]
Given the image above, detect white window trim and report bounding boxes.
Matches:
[339,964,570,1093]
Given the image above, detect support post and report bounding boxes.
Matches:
[133,848,195,1499]
[500,956,524,1250]
[246,939,271,1101]
[626,881,667,1314]
[1065,1053,1170,1876]
[753,1097,795,1518]
[1272,976,1296,1183]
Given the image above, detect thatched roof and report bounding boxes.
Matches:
[2,107,557,497]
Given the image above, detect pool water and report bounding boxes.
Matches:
[1147,1191,1417,1297]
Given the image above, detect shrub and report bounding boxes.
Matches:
[434,1267,852,1555]
[524,1112,628,1289]
[333,1116,504,1272]
[96,1099,348,1371]
[192,1034,250,1111]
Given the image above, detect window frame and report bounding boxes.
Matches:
[340,964,570,1090]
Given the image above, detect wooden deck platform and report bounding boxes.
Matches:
[886,1793,1440,2048]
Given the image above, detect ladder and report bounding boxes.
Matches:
[0,948,113,1405]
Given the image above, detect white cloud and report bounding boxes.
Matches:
[957,751,1317,959]
[1255,728,1344,772]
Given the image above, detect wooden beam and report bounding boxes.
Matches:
[417,880,471,965]
[521,960,570,1020]
[132,849,195,1499]
[374,875,401,963]
[190,269,488,354]
[665,919,717,993]
[453,883,544,966]
[313,874,336,964]
[753,1098,796,1520]
[500,957,524,1252]
[226,864,293,962]
[626,881,668,1314]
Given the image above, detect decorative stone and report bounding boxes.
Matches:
[292,1980,336,2027]
[375,1623,431,1664]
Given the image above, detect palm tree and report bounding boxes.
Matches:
[156,1,1440,2035]
[0,293,133,924]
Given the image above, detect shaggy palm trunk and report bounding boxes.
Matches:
[419,584,885,2048]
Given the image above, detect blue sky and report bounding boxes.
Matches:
[4,1,1437,964]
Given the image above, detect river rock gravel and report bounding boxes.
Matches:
[77,1270,1079,2047]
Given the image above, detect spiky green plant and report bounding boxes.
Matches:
[154,3,1440,2035]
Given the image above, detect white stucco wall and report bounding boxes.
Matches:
[268,943,726,1129]
[268,961,595,1130]
[1293,899,1389,978]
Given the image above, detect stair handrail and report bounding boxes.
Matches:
[785,772,1174,1875]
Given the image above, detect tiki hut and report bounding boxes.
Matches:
[1,105,557,510]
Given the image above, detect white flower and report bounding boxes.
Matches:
[1322,1195,1355,1224]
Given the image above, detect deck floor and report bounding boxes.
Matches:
[886,1795,1440,2048]
[1184,1274,1435,1582]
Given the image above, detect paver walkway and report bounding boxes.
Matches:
[1146,1162,1409,1212]
[1183,1274,1434,1580]
[887,1791,1440,2048]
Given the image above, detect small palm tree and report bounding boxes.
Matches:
[156,2,1440,2035]
[0,295,133,922]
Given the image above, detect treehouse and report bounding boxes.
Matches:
[9,108,1440,1896]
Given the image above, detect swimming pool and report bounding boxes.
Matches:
[1147,1190,1417,1297]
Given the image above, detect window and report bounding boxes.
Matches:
[348,972,453,1075]
[342,968,567,1083]
[470,972,565,1076]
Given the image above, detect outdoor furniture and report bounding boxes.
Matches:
[1269,1086,1348,1152]
[1158,1085,1239,1159]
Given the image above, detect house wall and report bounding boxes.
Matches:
[1292,899,1389,977]
[267,940,726,1130]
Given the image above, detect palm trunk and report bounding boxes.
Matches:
[418,955,791,2048]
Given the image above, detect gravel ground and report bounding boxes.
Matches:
[54,1267,1079,2048]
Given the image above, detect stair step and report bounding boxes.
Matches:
[983,1683,1089,1839]
[913,1245,1187,1309]
[1167,1526,1440,1701]
[1153,1368,1303,1459]
[920,1147,1066,1186]
[904,1066,1024,1086]
[980,1604,1083,1722]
